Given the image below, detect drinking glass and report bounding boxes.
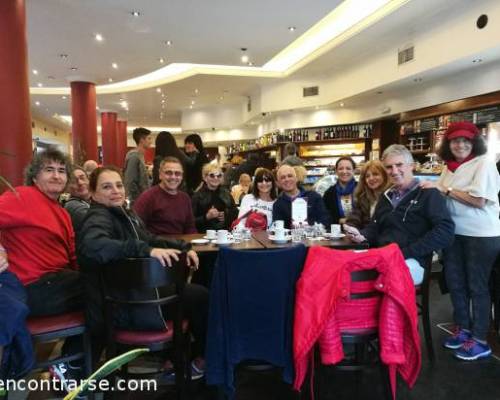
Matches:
[242,228,252,241]
[291,228,303,243]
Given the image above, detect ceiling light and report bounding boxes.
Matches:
[288,26,296,32]
[62,96,67,99]
[159,57,165,64]
[112,62,118,69]
[35,101,40,106]
[95,33,104,42]
[248,62,254,66]
[164,40,172,46]
[472,58,482,63]
[130,10,141,17]
[120,101,128,108]
[189,105,193,109]
[32,69,38,75]
[59,53,68,59]
[96,106,100,110]
[219,96,224,100]
[108,78,113,82]
[119,97,124,101]
[37,83,43,87]
[161,99,166,104]
[70,67,78,71]
[191,100,195,105]
[339,102,345,107]
[194,89,199,94]
[161,94,166,98]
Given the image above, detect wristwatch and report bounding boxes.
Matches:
[445,187,453,196]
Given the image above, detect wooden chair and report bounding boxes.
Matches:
[101,255,190,400]
[317,269,392,400]
[27,311,93,398]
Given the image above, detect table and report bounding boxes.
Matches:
[251,230,368,250]
[163,233,265,253]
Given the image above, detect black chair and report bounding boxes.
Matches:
[415,256,435,362]
[26,311,93,398]
[101,255,190,400]
[316,269,392,400]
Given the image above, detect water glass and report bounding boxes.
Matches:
[232,230,242,243]
[242,228,252,241]
[291,228,303,243]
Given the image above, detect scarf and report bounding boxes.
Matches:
[445,154,475,172]
[334,178,357,218]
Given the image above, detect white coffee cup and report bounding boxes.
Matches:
[206,230,216,239]
[273,220,284,230]
[216,230,230,243]
[331,224,342,236]
[274,228,286,240]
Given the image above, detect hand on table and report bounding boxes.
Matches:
[343,224,367,243]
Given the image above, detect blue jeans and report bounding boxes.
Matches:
[444,235,500,340]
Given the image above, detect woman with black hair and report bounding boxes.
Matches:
[184,133,210,195]
[323,156,357,224]
[152,131,187,185]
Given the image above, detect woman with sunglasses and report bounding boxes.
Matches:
[191,164,238,232]
[236,168,277,229]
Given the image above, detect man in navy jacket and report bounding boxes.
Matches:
[273,164,330,229]
[345,145,454,284]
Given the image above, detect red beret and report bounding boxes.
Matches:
[445,121,479,140]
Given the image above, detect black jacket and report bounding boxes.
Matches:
[77,203,190,333]
[361,186,455,267]
[323,182,357,224]
[184,152,210,194]
[191,185,238,232]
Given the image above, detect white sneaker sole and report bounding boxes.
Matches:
[454,349,492,361]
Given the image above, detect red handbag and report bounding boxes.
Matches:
[230,210,268,231]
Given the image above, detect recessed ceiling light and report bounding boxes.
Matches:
[59,53,68,59]
[164,40,172,46]
[95,33,104,42]
[161,93,165,98]
[130,10,141,17]
[194,89,199,94]
[288,26,296,32]
[35,101,40,106]
[70,67,78,71]
[191,100,195,105]
[112,62,118,69]
[159,57,165,64]
[161,99,166,104]
[339,102,345,107]
[248,62,254,66]
[62,96,67,100]
[241,54,249,63]
[219,96,224,100]
[96,106,100,110]
[472,58,482,63]
[189,105,193,109]
[37,83,43,87]
[32,69,38,75]
[156,88,162,93]
[108,78,113,82]
[119,97,124,101]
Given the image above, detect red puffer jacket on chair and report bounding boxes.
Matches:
[293,244,421,399]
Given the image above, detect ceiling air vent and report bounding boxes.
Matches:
[303,86,319,97]
[398,46,414,65]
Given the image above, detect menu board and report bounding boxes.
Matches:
[475,106,500,124]
[419,117,439,131]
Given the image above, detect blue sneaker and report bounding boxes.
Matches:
[454,339,492,361]
[443,328,471,349]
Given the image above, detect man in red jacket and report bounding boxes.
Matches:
[0,147,83,386]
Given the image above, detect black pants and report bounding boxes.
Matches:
[25,269,84,362]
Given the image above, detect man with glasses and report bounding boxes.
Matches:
[64,165,91,234]
[134,157,197,235]
[345,144,454,284]
[0,147,83,383]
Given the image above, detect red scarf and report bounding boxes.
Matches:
[445,154,475,173]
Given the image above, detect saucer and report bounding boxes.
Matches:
[203,235,217,240]
[213,239,235,246]
[191,238,210,245]
[324,233,346,239]
[269,235,292,244]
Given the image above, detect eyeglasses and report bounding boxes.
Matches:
[256,176,273,183]
[163,170,183,177]
[208,173,223,179]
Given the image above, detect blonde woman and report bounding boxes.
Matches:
[346,160,390,228]
[191,164,238,232]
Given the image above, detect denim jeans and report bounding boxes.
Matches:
[444,235,500,340]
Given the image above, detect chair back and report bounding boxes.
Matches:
[103,254,187,291]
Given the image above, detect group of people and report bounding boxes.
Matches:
[0,121,499,391]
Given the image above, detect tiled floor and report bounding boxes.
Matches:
[8,279,500,400]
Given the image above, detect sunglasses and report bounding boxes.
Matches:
[163,170,183,177]
[208,173,223,179]
[256,176,273,183]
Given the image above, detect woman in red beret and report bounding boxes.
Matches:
[421,121,500,360]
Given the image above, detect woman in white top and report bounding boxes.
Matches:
[237,168,277,229]
[421,121,500,361]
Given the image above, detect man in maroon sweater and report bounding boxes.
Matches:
[134,156,197,235]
